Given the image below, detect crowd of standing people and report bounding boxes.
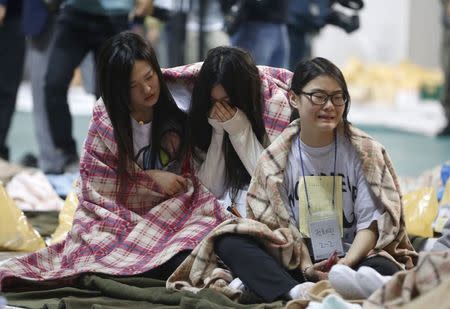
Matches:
[0,0,373,175]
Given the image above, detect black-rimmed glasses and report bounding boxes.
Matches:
[300,91,348,106]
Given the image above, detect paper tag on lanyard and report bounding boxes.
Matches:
[298,176,344,260]
[309,213,344,260]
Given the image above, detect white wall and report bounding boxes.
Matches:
[312,0,441,68]
[408,0,441,68]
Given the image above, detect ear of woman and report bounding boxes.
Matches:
[289,91,299,109]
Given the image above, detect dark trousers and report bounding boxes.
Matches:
[139,250,191,281]
[442,22,450,121]
[354,255,400,276]
[287,25,311,71]
[215,234,304,302]
[44,6,128,156]
[0,18,26,160]
[215,234,401,302]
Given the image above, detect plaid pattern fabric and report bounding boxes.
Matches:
[0,99,232,290]
[162,63,293,142]
[364,251,450,308]
[0,64,293,291]
[167,120,417,298]
[247,121,417,268]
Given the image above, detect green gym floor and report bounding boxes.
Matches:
[6,111,450,177]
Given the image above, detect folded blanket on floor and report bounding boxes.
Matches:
[3,273,285,309]
[6,170,64,211]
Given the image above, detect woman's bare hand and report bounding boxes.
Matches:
[148,170,187,196]
[161,131,180,160]
[209,101,237,122]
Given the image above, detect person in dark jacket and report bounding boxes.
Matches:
[0,0,25,161]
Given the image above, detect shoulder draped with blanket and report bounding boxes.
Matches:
[0,92,229,291]
[0,64,293,291]
[167,120,417,299]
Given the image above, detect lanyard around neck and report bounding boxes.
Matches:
[298,130,338,215]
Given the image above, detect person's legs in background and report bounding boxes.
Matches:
[205,30,230,54]
[438,71,450,136]
[269,24,290,69]
[79,52,96,95]
[287,25,312,71]
[231,21,289,68]
[185,30,201,63]
[43,8,91,171]
[185,30,230,63]
[440,66,450,135]
[0,17,25,161]
[43,6,128,173]
[439,2,450,136]
[29,15,66,173]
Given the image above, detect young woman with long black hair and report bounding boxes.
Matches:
[187,46,268,215]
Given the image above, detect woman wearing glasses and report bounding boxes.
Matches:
[212,57,416,302]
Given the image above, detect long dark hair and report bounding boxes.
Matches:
[188,46,266,192]
[96,31,185,197]
[290,57,352,138]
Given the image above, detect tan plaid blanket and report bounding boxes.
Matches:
[364,251,450,308]
[168,120,417,298]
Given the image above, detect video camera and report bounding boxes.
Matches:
[221,0,364,36]
[327,0,364,33]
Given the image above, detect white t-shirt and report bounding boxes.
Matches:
[131,117,154,169]
[131,118,181,172]
[282,134,384,246]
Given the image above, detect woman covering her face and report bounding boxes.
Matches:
[187,46,268,216]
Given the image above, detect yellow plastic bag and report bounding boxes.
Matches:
[403,187,439,237]
[50,191,78,245]
[0,182,46,251]
[433,180,450,233]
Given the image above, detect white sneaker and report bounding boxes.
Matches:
[229,277,245,291]
[329,264,366,300]
[356,266,391,297]
[288,282,315,300]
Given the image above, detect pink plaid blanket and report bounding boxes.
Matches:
[0,64,293,291]
[0,100,230,290]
